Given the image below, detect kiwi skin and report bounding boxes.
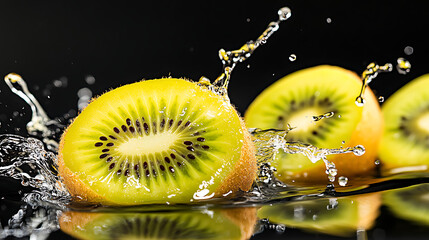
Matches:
[57,79,257,205]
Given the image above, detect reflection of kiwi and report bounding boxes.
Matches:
[379,74,429,175]
[383,183,429,226]
[257,193,381,237]
[59,208,257,240]
[58,78,256,205]
[245,65,382,182]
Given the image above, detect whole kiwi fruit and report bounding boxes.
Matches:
[378,74,429,175]
[58,78,256,205]
[245,65,383,183]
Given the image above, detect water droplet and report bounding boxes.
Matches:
[278,7,292,21]
[246,18,251,22]
[355,96,365,107]
[338,176,348,186]
[85,75,96,85]
[275,224,286,233]
[289,54,297,61]
[326,17,332,23]
[247,64,251,68]
[77,87,92,98]
[396,57,411,75]
[404,46,414,55]
[375,159,381,165]
[353,145,365,156]
[378,96,384,102]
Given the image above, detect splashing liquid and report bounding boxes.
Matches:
[355,59,411,106]
[4,73,65,151]
[249,128,365,184]
[199,7,292,100]
[355,62,393,107]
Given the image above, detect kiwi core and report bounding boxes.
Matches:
[416,112,429,134]
[117,132,177,155]
[287,108,320,132]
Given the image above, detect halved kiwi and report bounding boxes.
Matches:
[257,193,381,237]
[59,207,257,240]
[383,183,429,226]
[245,65,383,183]
[58,78,256,205]
[379,74,429,175]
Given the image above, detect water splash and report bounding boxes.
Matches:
[396,57,411,75]
[4,73,65,151]
[199,7,292,100]
[355,63,392,107]
[249,128,365,184]
[0,134,69,201]
[312,111,335,122]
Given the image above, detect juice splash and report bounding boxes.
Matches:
[199,7,291,100]
[355,58,411,106]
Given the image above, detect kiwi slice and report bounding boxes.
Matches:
[245,65,382,182]
[58,78,256,205]
[257,193,381,237]
[379,74,429,175]
[383,183,429,226]
[59,208,257,240]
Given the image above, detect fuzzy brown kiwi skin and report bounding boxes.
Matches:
[57,106,257,205]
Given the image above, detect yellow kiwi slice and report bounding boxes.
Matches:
[379,74,429,175]
[58,78,256,205]
[59,207,257,240]
[245,65,382,183]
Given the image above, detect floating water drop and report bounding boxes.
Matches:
[396,57,411,75]
[326,17,332,23]
[378,96,385,102]
[289,54,297,61]
[338,176,348,186]
[278,7,292,21]
[85,75,96,85]
[404,46,414,55]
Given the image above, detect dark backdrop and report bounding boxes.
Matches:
[0,1,428,135]
[0,1,428,239]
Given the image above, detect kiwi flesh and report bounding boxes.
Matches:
[59,207,257,240]
[58,78,256,205]
[245,65,383,183]
[257,193,381,237]
[383,183,429,226]
[379,74,429,175]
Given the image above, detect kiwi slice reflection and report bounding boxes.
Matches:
[60,207,257,240]
[383,183,429,226]
[257,193,381,237]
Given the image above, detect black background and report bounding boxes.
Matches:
[0,1,428,134]
[0,1,428,239]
